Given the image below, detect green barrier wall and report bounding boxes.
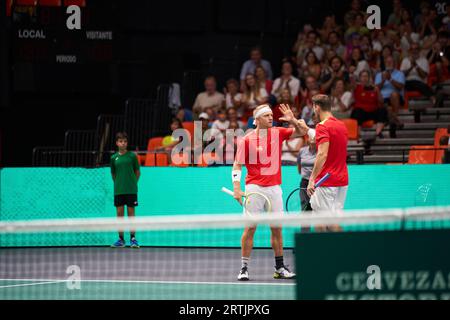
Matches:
[1,165,450,247]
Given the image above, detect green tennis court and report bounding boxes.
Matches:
[0,247,296,300]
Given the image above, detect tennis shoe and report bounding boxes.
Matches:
[111,239,125,248]
[237,267,249,281]
[130,238,140,248]
[273,266,296,279]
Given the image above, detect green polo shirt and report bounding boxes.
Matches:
[110,151,140,195]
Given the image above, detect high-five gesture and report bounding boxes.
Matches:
[278,104,295,124]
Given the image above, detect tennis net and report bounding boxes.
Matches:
[1,206,450,300]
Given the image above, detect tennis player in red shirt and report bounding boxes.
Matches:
[306,95,349,229]
[232,104,305,281]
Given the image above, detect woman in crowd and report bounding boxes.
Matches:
[241,73,268,119]
[351,70,387,138]
[330,78,353,119]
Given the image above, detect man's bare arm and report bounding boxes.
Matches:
[307,141,329,196]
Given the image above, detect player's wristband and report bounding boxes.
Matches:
[307,128,316,141]
[231,170,241,182]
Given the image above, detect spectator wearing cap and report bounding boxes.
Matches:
[240,47,273,92]
[192,76,225,117]
[400,42,437,106]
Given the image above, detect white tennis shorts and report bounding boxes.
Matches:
[310,186,348,213]
[244,184,284,214]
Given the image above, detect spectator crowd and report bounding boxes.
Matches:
[171,0,450,158]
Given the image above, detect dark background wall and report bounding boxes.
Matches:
[0,0,422,166]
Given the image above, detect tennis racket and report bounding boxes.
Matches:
[221,187,272,216]
[285,173,331,213]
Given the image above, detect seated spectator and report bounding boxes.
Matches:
[344,12,369,42]
[325,31,346,59]
[156,118,183,153]
[330,79,353,119]
[386,0,403,28]
[240,47,273,91]
[273,88,295,125]
[175,108,193,123]
[292,24,314,64]
[344,0,365,28]
[300,50,322,80]
[343,32,361,64]
[420,8,439,40]
[255,65,273,95]
[414,1,430,31]
[194,112,214,151]
[226,107,245,130]
[299,76,320,107]
[271,61,301,101]
[301,89,320,126]
[400,20,421,56]
[281,123,303,165]
[241,73,269,119]
[212,108,230,135]
[400,42,436,106]
[377,45,397,72]
[204,106,216,124]
[375,55,405,129]
[348,47,371,83]
[320,55,350,94]
[352,70,388,138]
[297,30,325,68]
[223,78,242,110]
[427,31,450,85]
[192,76,225,116]
[318,15,342,43]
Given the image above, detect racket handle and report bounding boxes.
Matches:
[221,187,235,197]
[315,172,330,188]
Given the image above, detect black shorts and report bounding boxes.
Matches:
[114,194,138,207]
[351,107,389,125]
[383,96,405,106]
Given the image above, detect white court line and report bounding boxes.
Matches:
[0,280,66,289]
[0,278,295,287]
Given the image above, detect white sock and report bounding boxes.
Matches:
[241,257,250,269]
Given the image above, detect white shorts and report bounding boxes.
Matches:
[244,184,283,214]
[310,186,348,214]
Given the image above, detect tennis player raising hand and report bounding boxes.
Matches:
[232,104,306,281]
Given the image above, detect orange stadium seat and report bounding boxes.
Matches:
[408,145,436,164]
[435,147,446,164]
[182,122,195,142]
[147,137,163,151]
[361,120,375,128]
[340,119,359,140]
[145,152,169,167]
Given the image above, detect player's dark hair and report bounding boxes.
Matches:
[115,132,128,141]
[312,94,331,112]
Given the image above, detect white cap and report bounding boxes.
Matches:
[199,112,209,120]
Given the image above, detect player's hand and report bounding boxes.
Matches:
[233,189,245,206]
[307,180,315,197]
[278,104,295,123]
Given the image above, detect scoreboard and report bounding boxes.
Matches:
[12,4,115,64]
